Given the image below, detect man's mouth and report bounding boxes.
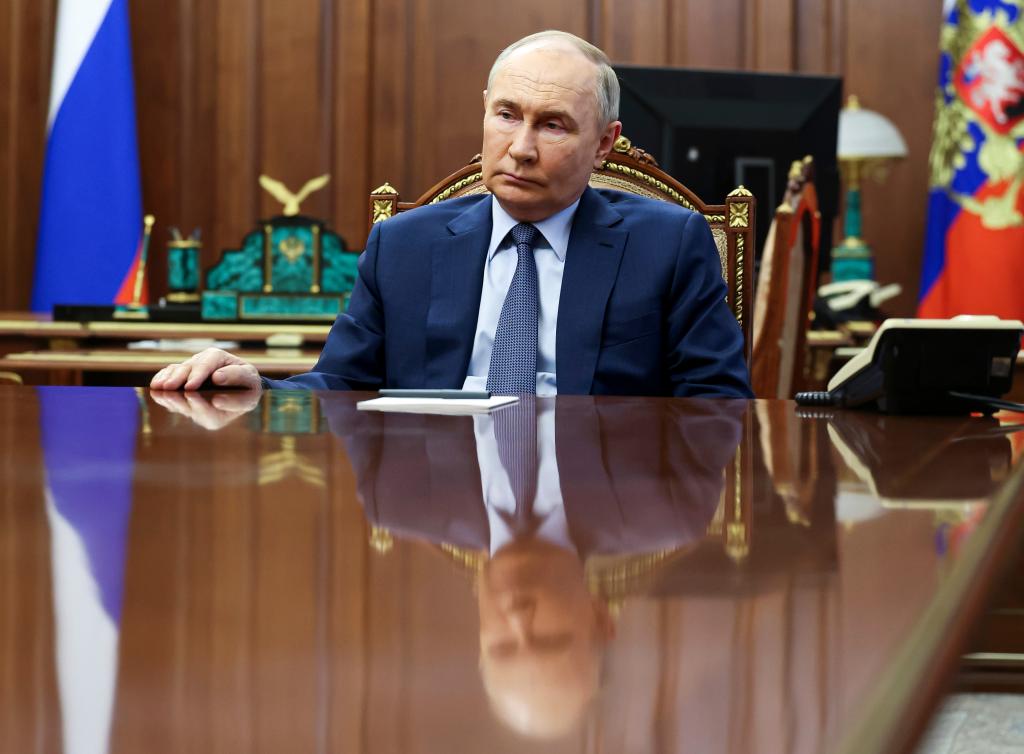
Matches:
[501,173,541,186]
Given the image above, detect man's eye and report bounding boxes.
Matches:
[544,121,564,131]
[499,111,515,120]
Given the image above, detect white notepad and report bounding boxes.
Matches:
[356,395,520,415]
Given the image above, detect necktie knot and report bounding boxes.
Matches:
[511,222,539,250]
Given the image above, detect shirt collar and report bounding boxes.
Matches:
[488,196,581,263]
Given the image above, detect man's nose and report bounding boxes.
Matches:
[503,593,536,638]
[507,126,538,163]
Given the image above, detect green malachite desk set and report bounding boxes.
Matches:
[201,174,358,321]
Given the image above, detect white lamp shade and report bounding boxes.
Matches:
[837,105,908,160]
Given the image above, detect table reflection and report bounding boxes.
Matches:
[328,397,744,738]
[0,386,1020,754]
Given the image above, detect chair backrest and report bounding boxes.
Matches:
[750,156,821,398]
[368,136,756,359]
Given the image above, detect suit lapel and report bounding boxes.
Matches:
[425,197,492,387]
[556,188,628,394]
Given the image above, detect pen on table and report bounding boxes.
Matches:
[378,389,492,399]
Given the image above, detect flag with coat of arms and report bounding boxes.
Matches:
[919,0,1024,320]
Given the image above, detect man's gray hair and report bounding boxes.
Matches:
[486,30,620,126]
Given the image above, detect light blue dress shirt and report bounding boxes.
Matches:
[462,196,580,397]
[472,399,570,555]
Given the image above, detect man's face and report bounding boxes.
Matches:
[481,45,621,223]
[477,539,613,737]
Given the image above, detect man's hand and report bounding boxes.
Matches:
[149,348,263,391]
[150,388,261,431]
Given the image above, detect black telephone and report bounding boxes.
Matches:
[795,316,1024,414]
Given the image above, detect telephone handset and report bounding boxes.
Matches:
[795,316,1024,414]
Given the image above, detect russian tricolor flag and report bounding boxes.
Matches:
[31,0,144,313]
[41,387,138,754]
[919,0,1024,321]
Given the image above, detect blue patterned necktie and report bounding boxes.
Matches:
[492,397,539,531]
[486,222,540,395]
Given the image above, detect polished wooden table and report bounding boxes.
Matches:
[1,387,1023,753]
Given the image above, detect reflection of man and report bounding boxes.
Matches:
[151,30,751,398]
[328,397,744,738]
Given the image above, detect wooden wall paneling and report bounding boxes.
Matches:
[369,0,413,203]
[670,0,746,69]
[257,0,328,221]
[750,0,797,72]
[795,0,842,74]
[130,0,186,298]
[842,0,944,315]
[173,0,219,285]
[596,0,670,66]
[211,0,260,277]
[330,0,372,248]
[0,0,55,312]
[400,0,591,201]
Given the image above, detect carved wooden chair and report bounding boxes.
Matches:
[368,136,757,359]
[750,157,821,397]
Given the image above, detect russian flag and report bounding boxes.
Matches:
[919,0,1024,321]
[31,0,144,313]
[41,387,138,754]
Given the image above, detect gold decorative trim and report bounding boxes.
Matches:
[725,454,748,561]
[0,371,23,385]
[311,225,321,294]
[705,214,726,223]
[776,203,795,215]
[370,526,394,554]
[711,228,729,283]
[727,185,753,198]
[371,199,394,224]
[166,292,200,303]
[590,174,666,202]
[733,234,745,328]
[439,543,486,573]
[598,162,696,210]
[613,136,632,153]
[726,521,749,562]
[371,182,398,195]
[263,224,273,293]
[429,172,484,204]
[585,548,684,600]
[729,202,750,228]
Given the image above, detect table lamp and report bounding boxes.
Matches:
[831,95,908,281]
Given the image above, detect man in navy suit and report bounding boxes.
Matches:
[151,30,751,398]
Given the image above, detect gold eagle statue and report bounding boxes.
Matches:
[259,173,331,216]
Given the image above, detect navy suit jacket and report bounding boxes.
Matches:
[265,187,752,397]
[323,396,744,557]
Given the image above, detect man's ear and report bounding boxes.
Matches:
[593,120,623,168]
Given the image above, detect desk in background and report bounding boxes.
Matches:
[0,311,328,384]
[1,387,1023,753]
